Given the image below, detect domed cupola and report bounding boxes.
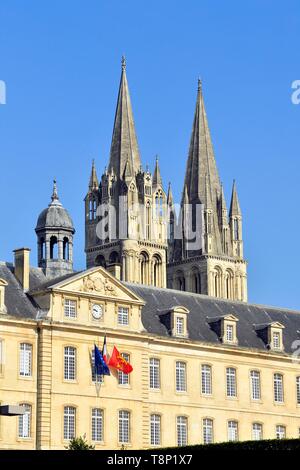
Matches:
[35,180,75,279]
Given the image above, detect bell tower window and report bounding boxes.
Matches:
[50,236,58,259]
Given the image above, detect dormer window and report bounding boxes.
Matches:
[254,322,284,351]
[207,314,239,345]
[170,306,189,338]
[0,278,8,314]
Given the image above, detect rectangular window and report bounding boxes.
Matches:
[297,377,300,405]
[118,353,130,386]
[64,346,76,381]
[228,421,238,442]
[119,410,130,443]
[150,414,161,446]
[176,317,184,336]
[91,350,104,384]
[201,365,212,395]
[176,361,186,392]
[118,307,129,325]
[250,370,261,400]
[149,358,160,390]
[226,324,234,342]
[177,416,188,446]
[226,367,237,397]
[276,425,286,439]
[273,332,280,349]
[18,404,31,438]
[92,408,103,442]
[19,343,32,377]
[203,418,213,444]
[274,373,284,403]
[64,406,76,440]
[252,423,263,441]
[64,299,77,318]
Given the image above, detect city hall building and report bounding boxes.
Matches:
[1,59,300,449]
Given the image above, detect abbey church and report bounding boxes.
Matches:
[1,59,300,450]
[84,57,247,302]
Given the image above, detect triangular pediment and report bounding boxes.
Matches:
[47,267,144,304]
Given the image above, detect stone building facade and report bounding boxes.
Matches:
[1,59,299,450]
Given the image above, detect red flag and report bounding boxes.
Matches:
[108,346,133,374]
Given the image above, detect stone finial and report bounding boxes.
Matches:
[121,55,126,71]
[51,178,59,202]
[198,77,202,91]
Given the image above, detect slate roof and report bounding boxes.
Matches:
[124,282,300,354]
[1,262,300,355]
[0,263,38,319]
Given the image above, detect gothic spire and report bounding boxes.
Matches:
[229,180,241,217]
[153,155,163,187]
[108,56,141,179]
[167,182,174,206]
[183,79,221,206]
[89,159,99,191]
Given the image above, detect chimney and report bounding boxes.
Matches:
[13,248,31,291]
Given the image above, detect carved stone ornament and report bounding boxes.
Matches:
[80,275,117,296]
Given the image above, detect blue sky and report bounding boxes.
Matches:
[0,0,299,309]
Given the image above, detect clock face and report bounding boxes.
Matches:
[92,304,103,320]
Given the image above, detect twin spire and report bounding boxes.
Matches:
[108,56,141,178]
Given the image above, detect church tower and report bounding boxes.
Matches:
[36,180,75,279]
[167,80,247,301]
[85,58,168,287]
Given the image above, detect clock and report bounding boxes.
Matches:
[92,304,103,320]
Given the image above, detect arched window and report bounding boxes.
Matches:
[140,252,149,284]
[95,255,106,268]
[153,255,162,287]
[146,202,151,240]
[175,271,185,291]
[191,268,201,293]
[89,197,97,221]
[213,267,222,297]
[225,269,234,299]
[50,236,58,259]
[63,237,69,260]
[109,251,120,264]
[155,191,163,217]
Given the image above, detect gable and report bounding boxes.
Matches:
[48,267,144,304]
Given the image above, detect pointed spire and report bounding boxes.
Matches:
[153,155,163,186]
[167,182,174,206]
[183,79,221,206]
[229,180,241,217]
[89,159,99,191]
[108,57,141,179]
[220,183,228,214]
[50,179,62,207]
